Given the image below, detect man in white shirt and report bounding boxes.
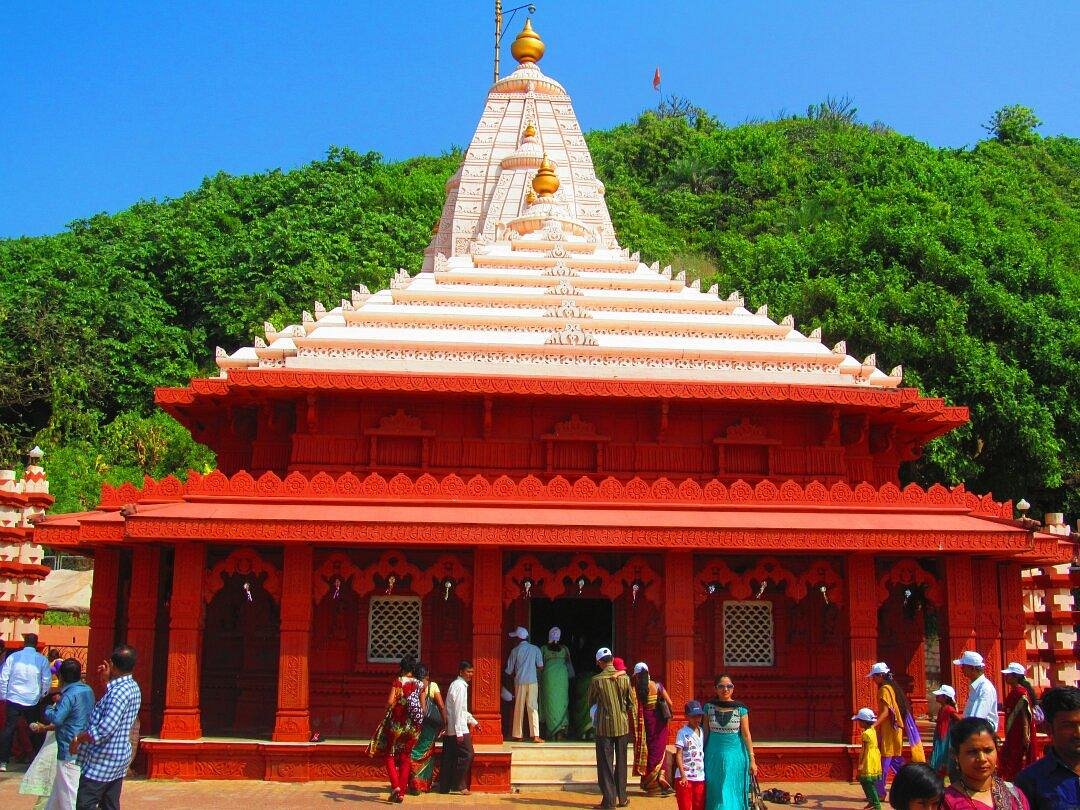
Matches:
[954,649,999,733]
[437,660,480,795]
[0,632,51,770]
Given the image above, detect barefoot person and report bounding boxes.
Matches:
[703,674,757,810]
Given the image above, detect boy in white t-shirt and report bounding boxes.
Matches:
[674,700,707,810]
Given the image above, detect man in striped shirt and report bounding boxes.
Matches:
[587,647,638,809]
[71,645,141,810]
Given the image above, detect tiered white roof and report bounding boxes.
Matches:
[217,21,900,389]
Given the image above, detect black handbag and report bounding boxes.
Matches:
[655,685,672,722]
[423,687,444,726]
[749,775,768,810]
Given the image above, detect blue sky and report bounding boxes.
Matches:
[2,1,1077,238]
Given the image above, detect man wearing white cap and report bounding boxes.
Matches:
[953,650,999,732]
[505,626,544,742]
[588,648,637,809]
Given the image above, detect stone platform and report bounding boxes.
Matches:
[139,737,860,791]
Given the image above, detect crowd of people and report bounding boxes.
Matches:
[367,657,480,803]
[0,633,142,810]
[854,651,1079,810]
[5,629,1077,810]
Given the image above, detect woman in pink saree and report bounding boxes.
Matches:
[632,662,674,796]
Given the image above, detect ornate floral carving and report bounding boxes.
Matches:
[204,547,282,604]
[877,558,942,606]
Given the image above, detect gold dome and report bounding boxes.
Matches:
[532,154,560,197]
[524,189,538,206]
[510,19,545,65]
[522,123,537,140]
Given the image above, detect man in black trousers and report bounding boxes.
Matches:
[587,648,638,809]
[438,660,480,795]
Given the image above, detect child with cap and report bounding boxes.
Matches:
[674,700,707,810]
[930,685,959,776]
[854,707,884,810]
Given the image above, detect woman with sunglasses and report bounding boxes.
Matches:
[703,674,757,810]
[942,717,1029,810]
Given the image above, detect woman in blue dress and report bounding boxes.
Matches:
[703,674,758,810]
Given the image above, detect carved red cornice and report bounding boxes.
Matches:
[155,370,968,423]
[94,470,1015,519]
[0,561,51,582]
[117,521,1031,553]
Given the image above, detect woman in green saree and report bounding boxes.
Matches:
[408,664,447,794]
[539,627,574,740]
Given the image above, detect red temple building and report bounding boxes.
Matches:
[31,21,1075,789]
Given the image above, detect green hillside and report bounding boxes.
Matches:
[2,105,1077,517]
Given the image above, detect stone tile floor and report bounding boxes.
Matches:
[0,767,868,808]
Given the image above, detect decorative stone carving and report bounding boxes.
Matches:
[544,323,597,346]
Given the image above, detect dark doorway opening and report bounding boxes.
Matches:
[528,597,614,740]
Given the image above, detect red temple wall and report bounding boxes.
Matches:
[87,539,1026,752]
[214,394,906,487]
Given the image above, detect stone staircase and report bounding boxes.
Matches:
[508,741,631,788]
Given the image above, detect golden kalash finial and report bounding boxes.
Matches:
[522,122,537,140]
[511,18,545,65]
[532,154,559,197]
[525,188,538,206]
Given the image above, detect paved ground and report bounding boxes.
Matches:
[0,767,867,809]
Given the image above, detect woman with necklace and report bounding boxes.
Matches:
[702,674,757,810]
[942,717,1029,810]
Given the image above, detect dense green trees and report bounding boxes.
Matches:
[1,109,1076,516]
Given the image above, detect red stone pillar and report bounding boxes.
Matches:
[664,551,694,737]
[160,543,205,739]
[86,548,121,697]
[125,545,161,729]
[943,556,976,709]
[273,544,313,742]
[997,562,1026,675]
[846,554,877,743]
[470,547,503,744]
[974,559,1004,697]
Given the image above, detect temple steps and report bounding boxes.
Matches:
[507,741,631,787]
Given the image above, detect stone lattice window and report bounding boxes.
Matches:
[367,596,422,664]
[723,600,774,667]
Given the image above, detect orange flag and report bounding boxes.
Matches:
[652,66,662,91]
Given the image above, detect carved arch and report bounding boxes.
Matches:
[204,547,281,604]
[550,553,611,599]
[601,555,661,606]
[794,559,844,606]
[313,552,364,603]
[357,550,430,597]
[503,554,555,607]
[424,553,472,604]
[877,558,941,607]
[694,558,740,606]
[739,556,799,601]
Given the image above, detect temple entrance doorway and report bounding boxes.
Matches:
[529,597,614,740]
